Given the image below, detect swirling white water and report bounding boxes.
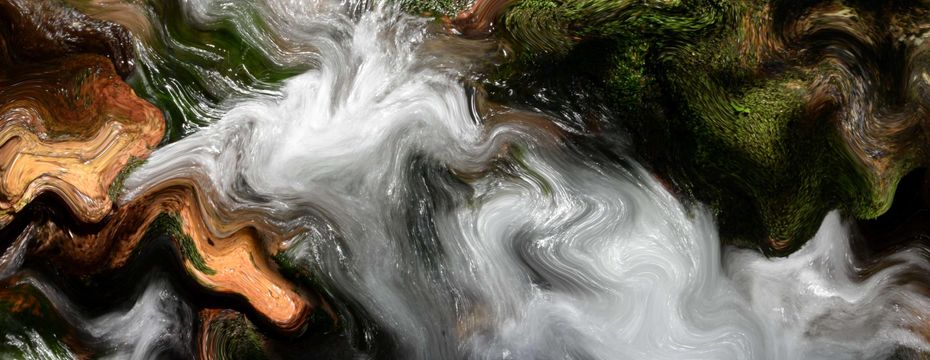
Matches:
[4,272,191,360]
[120,1,930,358]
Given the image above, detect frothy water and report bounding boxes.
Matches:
[122,1,930,358]
[6,272,191,360]
[728,213,930,359]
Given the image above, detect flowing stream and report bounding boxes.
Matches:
[35,0,930,358]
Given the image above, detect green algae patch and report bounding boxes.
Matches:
[204,311,268,360]
[400,0,470,17]
[108,157,146,201]
[179,230,216,276]
[129,0,310,143]
[147,212,216,276]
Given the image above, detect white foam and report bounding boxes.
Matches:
[21,274,192,359]
[124,1,930,358]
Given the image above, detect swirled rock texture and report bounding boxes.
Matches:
[197,309,269,359]
[0,0,315,345]
[0,0,161,227]
[0,55,164,226]
[30,181,315,333]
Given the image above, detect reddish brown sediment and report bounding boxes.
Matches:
[177,193,312,333]
[0,54,164,227]
[737,4,785,68]
[62,0,154,43]
[0,0,159,227]
[785,4,924,169]
[32,180,315,333]
[0,0,136,78]
[447,0,515,38]
[0,276,46,318]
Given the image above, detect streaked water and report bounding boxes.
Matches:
[112,1,930,358]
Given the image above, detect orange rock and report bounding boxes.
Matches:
[0,55,164,227]
[32,181,315,333]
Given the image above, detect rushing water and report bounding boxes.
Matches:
[4,0,930,359]
[111,1,930,359]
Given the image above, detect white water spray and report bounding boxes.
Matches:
[125,1,930,358]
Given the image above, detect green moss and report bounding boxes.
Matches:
[649,3,919,250]
[272,249,321,289]
[107,157,146,201]
[128,0,310,143]
[477,0,925,253]
[604,40,649,113]
[273,249,322,301]
[501,0,723,56]
[272,251,299,278]
[178,231,216,276]
[207,312,268,360]
[148,213,216,275]
[399,0,470,16]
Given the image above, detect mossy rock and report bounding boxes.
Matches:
[437,0,928,253]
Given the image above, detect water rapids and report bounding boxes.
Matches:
[2,0,930,359]
[121,2,930,358]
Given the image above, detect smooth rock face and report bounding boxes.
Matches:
[3,0,930,359]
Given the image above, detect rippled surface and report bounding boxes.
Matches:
[3,0,930,359]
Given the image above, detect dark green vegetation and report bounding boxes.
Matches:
[203,310,269,360]
[147,213,216,276]
[127,0,311,142]
[0,283,75,358]
[108,157,146,201]
[401,0,471,16]
[428,0,930,253]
